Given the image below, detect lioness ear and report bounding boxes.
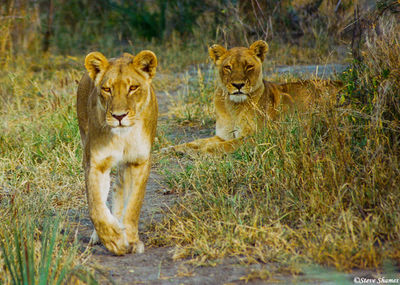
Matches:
[249,40,269,62]
[133,50,157,79]
[84,52,109,81]
[209,44,227,64]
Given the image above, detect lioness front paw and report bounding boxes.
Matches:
[94,217,131,255]
[101,230,131,255]
[124,227,144,254]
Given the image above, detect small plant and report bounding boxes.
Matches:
[0,216,95,284]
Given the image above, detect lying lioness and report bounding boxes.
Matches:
[166,40,340,154]
[77,51,158,255]
[164,41,340,153]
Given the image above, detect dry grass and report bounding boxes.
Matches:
[151,83,400,272]
[363,14,400,124]
[0,55,85,210]
[0,55,89,283]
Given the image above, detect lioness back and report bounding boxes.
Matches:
[279,79,343,107]
[77,51,158,255]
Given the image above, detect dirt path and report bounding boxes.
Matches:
[77,64,351,284]
[79,173,301,285]
[78,172,288,284]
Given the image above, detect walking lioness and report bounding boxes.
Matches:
[77,51,158,255]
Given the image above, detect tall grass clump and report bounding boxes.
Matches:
[150,14,400,271]
[0,213,95,284]
[342,13,400,138]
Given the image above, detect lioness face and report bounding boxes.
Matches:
[84,51,157,129]
[209,40,269,103]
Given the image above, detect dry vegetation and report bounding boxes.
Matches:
[1,0,399,283]
[0,54,92,282]
[150,12,400,273]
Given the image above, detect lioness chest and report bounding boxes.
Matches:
[216,92,264,140]
[88,121,151,170]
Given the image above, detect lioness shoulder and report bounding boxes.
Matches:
[77,51,158,255]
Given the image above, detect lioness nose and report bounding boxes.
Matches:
[232,83,245,90]
[112,112,128,122]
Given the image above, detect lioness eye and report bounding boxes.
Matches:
[102,87,111,92]
[129,85,139,91]
[224,65,232,72]
[246,65,254,71]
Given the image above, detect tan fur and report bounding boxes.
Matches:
[77,51,158,255]
[279,79,343,108]
[167,41,299,154]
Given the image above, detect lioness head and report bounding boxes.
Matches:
[84,51,157,129]
[209,40,268,103]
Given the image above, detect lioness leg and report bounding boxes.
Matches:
[112,168,125,222]
[168,136,243,154]
[96,172,125,247]
[167,136,224,153]
[87,167,129,255]
[88,166,110,246]
[202,137,244,153]
[120,160,151,254]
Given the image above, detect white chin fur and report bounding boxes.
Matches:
[229,94,248,103]
[111,127,133,135]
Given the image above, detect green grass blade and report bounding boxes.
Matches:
[26,222,36,284]
[14,226,30,284]
[12,229,21,283]
[24,223,35,284]
[37,218,51,284]
[0,235,18,285]
[38,218,59,285]
[49,220,70,283]
[7,227,21,285]
[55,224,76,285]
